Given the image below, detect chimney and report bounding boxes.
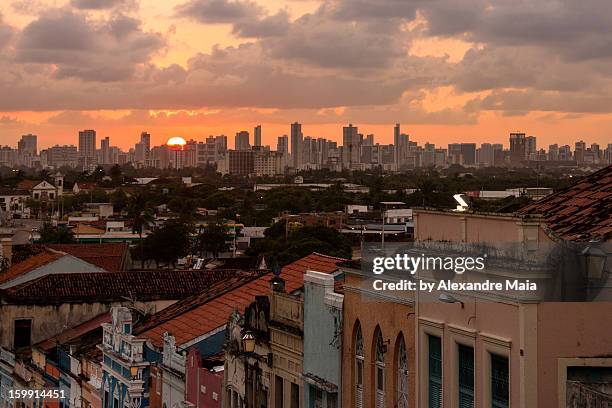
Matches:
[0,237,12,267]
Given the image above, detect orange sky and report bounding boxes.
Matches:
[1,0,611,150]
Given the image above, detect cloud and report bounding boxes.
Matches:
[70,0,137,11]
[175,0,263,24]
[15,10,165,81]
[0,14,15,49]
[232,9,290,38]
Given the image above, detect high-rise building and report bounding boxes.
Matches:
[277,135,289,155]
[525,136,537,161]
[18,134,37,156]
[140,132,151,165]
[291,122,303,169]
[254,125,262,147]
[100,137,110,165]
[228,150,255,176]
[342,124,362,168]
[393,124,409,170]
[559,145,572,161]
[574,140,586,163]
[548,144,559,161]
[235,131,250,151]
[509,132,526,165]
[478,143,494,167]
[45,145,78,168]
[78,129,97,170]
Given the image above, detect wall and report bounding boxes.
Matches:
[341,272,416,408]
[0,300,175,349]
[303,272,343,407]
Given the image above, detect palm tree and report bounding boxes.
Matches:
[128,194,155,268]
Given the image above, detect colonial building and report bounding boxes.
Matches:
[302,271,343,408]
[100,308,152,408]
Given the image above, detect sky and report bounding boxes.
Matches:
[1,0,612,150]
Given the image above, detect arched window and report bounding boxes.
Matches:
[354,322,364,408]
[396,335,408,408]
[104,378,110,408]
[374,327,385,408]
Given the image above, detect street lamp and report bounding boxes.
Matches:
[581,245,609,281]
[130,366,139,380]
[439,293,465,308]
[242,331,256,354]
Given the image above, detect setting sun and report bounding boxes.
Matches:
[167,136,187,149]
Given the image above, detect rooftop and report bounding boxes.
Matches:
[1,269,256,304]
[46,243,129,271]
[36,312,111,353]
[134,252,346,348]
[0,249,64,285]
[518,165,612,241]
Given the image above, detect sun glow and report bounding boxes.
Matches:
[167,136,187,149]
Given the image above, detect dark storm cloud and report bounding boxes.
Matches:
[15,10,164,81]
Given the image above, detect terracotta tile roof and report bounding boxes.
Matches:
[135,252,346,348]
[1,269,250,304]
[0,188,29,196]
[518,165,612,241]
[0,249,65,285]
[46,243,129,271]
[36,313,111,353]
[16,180,38,191]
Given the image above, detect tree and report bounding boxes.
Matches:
[196,223,230,258]
[247,223,352,266]
[38,223,76,244]
[143,220,193,268]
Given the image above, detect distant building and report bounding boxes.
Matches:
[79,129,97,170]
[235,131,251,151]
[509,132,526,165]
[291,122,303,169]
[254,125,262,147]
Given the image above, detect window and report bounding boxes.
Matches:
[113,386,119,408]
[275,375,284,408]
[458,345,474,408]
[396,336,408,408]
[312,387,322,408]
[327,393,337,408]
[355,323,364,408]
[290,383,299,408]
[491,354,509,408]
[104,380,110,408]
[13,319,32,348]
[428,335,442,408]
[374,329,385,408]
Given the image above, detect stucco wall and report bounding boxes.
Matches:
[341,272,416,408]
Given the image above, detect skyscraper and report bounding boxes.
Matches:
[100,137,110,165]
[235,131,250,151]
[291,122,303,169]
[393,123,409,170]
[18,134,37,155]
[254,125,262,147]
[78,129,97,170]
[277,135,289,155]
[509,132,526,165]
[525,136,537,161]
[342,124,362,168]
[140,132,151,165]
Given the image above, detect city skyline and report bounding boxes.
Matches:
[2,0,612,148]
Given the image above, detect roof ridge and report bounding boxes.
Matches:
[310,252,349,261]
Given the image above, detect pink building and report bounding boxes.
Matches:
[185,349,224,408]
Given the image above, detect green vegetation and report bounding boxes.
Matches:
[37,223,76,244]
[247,221,352,266]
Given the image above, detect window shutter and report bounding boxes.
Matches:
[428,335,442,408]
[491,354,509,408]
[458,345,474,408]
